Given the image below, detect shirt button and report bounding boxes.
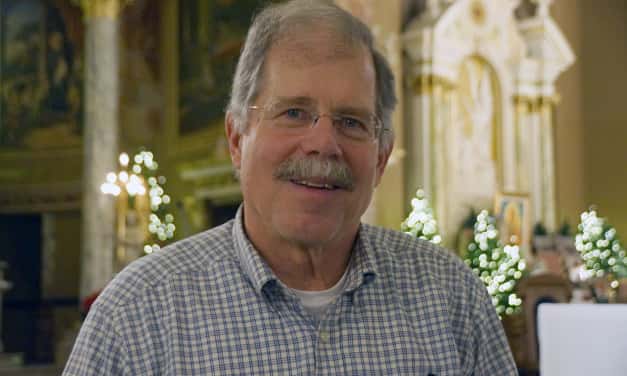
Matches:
[319,330,330,343]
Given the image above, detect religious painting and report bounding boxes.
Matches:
[178,0,280,135]
[494,192,530,253]
[119,0,163,145]
[0,0,83,148]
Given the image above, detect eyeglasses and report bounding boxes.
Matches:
[248,103,383,143]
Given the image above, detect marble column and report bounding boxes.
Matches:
[336,0,406,229]
[75,0,130,299]
[539,98,558,230]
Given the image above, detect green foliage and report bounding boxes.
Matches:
[575,209,627,285]
[101,149,176,255]
[533,222,548,236]
[558,221,572,236]
[401,189,442,245]
[461,209,477,229]
[464,210,526,318]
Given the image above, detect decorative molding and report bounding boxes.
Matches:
[0,147,82,162]
[72,0,133,19]
[0,181,81,213]
[0,148,83,185]
[411,74,457,94]
[513,94,559,113]
[179,160,240,202]
[516,0,574,99]
[470,0,487,25]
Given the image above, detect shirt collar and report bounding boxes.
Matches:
[232,206,277,294]
[344,224,379,292]
[232,205,380,295]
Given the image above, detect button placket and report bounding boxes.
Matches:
[318,329,330,343]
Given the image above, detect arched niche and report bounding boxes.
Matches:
[402,0,574,247]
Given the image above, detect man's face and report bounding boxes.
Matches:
[226,32,391,251]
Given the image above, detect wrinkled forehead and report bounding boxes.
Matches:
[258,28,374,100]
[259,37,375,110]
[271,26,366,66]
[249,23,377,111]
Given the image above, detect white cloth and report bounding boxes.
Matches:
[538,303,627,376]
[288,266,350,322]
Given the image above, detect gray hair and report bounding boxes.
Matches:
[226,0,397,151]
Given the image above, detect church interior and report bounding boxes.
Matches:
[0,0,626,374]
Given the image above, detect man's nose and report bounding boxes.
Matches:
[301,114,343,157]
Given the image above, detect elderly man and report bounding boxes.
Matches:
[64,1,517,374]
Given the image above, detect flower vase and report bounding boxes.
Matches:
[608,277,621,303]
[593,276,620,303]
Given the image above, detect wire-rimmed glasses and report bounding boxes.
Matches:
[248,101,383,143]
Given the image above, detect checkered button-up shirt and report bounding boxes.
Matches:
[64,208,517,375]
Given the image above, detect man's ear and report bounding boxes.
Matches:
[225,112,243,170]
[374,140,394,187]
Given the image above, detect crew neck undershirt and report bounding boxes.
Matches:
[284,264,350,322]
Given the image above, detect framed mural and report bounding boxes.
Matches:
[494,192,530,255]
[0,0,83,148]
[178,0,279,135]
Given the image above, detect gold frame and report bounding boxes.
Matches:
[494,192,530,254]
[0,1,84,213]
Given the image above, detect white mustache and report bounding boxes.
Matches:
[273,157,355,191]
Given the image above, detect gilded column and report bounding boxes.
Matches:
[540,96,558,230]
[431,81,446,242]
[515,95,558,231]
[75,0,129,299]
[529,99,543,230]
[513,96,528,192]
[408,74,440,215]
[336,0,406,229]
[406,74,457,245]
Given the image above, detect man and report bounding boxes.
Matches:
[64,1,517,374]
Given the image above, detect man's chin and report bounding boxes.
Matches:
[277,222,344,249]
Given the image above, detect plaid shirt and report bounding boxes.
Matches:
[64,208,516,375]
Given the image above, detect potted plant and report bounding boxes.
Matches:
[555,221,574,252]
[532,222,553,251]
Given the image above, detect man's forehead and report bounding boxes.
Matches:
[254,27,377,111]
[271,29,367,67]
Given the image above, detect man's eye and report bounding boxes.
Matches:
[284,108,308,120]
[340,117,366,130]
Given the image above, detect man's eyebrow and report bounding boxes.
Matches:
[332,105,375,118]
[272,97,374,115]
[272,96,317,107]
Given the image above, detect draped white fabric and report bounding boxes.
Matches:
[538,303,627,376]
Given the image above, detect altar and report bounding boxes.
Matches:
[402,0,574,248]
[538,303,627,376]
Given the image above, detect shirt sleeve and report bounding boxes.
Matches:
[471,284,518,376]
[62,302,130,376]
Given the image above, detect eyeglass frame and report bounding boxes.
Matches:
[247,102,386,143]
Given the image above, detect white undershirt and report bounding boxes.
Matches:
[286,265,350,322]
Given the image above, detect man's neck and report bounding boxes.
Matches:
[260,241,354,291]
[240,204,359,290]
